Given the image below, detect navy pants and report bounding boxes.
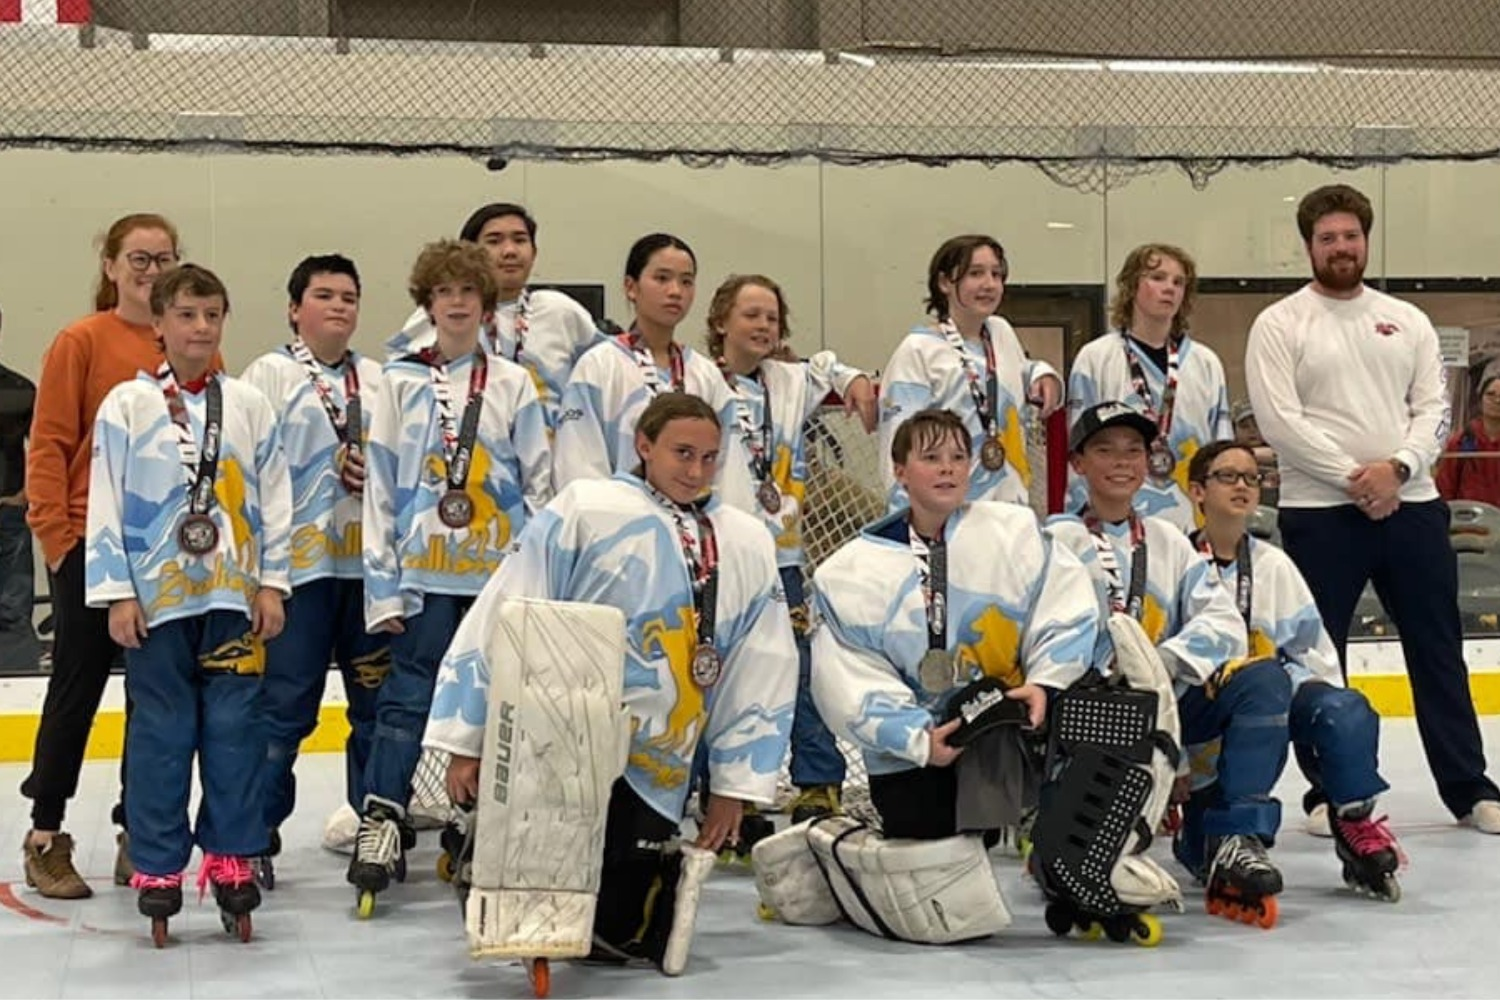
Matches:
[125,610,267,875]
[259,577,389,831]
[360,594,470,810]
[1280,500,1499,819]
[1173,658,1290,876]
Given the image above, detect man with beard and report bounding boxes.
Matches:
[1245,183,1500,836]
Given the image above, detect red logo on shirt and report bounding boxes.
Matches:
[1375,322,1399,337]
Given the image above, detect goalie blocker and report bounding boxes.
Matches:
[462,598,713,978]
[1029,613,1184,945]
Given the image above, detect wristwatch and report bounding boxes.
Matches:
[1389,458,1412,484]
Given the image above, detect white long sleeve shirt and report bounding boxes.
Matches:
[1245,284,1449,508]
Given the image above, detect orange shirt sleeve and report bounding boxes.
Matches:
[26,327,90,566]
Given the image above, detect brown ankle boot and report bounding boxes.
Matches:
[23,832,93,899]
[114,831,135,887]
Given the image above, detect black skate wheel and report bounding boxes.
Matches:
[221,910,234,935]
[1382,875,1402,904]
[151,916,168,949]
[394,855,407,884]
[255,859,275,892]
[1043,902,1073,937]
[1103,918,1131,944]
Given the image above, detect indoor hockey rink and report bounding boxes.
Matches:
[3,717,1497,999]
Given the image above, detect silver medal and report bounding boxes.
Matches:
[980,437,1006,472]
[691,643,723,687]
[757,480,783,515]
[177,513,219,556]
[438,489,475,529]
[917,649,956,694]
[1148,439,1175,480]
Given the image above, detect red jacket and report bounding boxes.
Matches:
[1436,419,1500,507]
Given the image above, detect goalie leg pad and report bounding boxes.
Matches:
[1033,614,1184,916]
[752,819,842,926]
[467,598,632,960]
[806,816,1011,944]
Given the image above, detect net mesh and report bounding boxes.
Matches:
[5,3,1500,186]
[409,402,1054,828]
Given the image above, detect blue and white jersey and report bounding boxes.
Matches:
[423,475,797,824]
[1044,512,1245,688]
[1209,535,1343,691]
[877,316,1056,509]
[85,374,292,627]
[240,347,384,585]
[715,352,868,569]
[1065,331,1232,531]
[362,350,553,628]
[387,289,604,432]
[809,501,1098,778]
[553,336,736,489]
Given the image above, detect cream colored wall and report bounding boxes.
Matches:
[2,148,1499,386]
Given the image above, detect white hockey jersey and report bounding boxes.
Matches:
[85,373,292,628]
[715,353,867,569]
[809,501,1099,778]
[1044,512,1245,688]
[423,475,798,824]
[1065,332,1232,532]
[1204,534,1343,690]
[878,317,1057,507]
[240,346,384,585]
[362,350,553,628]
[553,335,737,489]
[386,289,604,432]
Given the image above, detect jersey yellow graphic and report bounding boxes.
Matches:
[630,604,706,790]
[957,605,1025,689]
[771,443,807,552]
[1140,592,1169,646]
[998,402,1031,488]
[1169,435,1205,528]
[406,446,513,574]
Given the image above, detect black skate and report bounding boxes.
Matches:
[1330,802,1405,903]
[252,828,280,891]
[1204,834,1281,929]
[198,853,260,943]
[347,797,409,918]
[131,871,184,948]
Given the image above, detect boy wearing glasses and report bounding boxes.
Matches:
[1187,441,1404,902]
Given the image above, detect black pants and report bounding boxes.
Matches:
[1280,500,1500,819]
[20,544,128,831]
[593,778,679,948]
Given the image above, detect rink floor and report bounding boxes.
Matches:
[3,717,1499,1000]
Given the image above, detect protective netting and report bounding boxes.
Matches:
[409,403,1055,827]
[6,2,1500,184]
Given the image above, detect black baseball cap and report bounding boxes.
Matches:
[1069,401,1159,454]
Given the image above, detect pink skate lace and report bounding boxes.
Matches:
[129,871,183,891]
[196,853,254,901]
[1335,813,1409,867]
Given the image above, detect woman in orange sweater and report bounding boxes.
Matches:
[21,213,182,899]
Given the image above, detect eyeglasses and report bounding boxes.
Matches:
[1204,470,1264,487]
[123,251,179,272]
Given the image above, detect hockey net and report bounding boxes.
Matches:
[407,403,1057,830]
